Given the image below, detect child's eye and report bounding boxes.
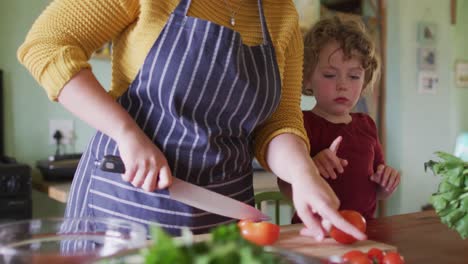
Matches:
[323,74,336,78]
[350,75,361,80]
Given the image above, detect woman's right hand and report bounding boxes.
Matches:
[312,136,348,179]
[56,69,172,193]
[115,126,173,192]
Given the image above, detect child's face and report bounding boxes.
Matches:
[308,41,365,117]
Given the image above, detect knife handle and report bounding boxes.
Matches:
[97,155,126,174]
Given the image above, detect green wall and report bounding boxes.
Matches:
[0,0,109,217]
[385,0,468,215]
[455,0,468,130]
[1,1,108,162]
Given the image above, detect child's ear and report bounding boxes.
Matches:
[302,79,314,95]
[303,72,314,89]
[304,78,312,90]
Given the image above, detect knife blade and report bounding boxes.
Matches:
[96,155,270,222]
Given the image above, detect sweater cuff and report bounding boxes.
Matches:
[254,127,310,172]
[40,47,91,101]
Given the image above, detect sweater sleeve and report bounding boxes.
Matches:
[253,22,310,171]
[17,0,139,101]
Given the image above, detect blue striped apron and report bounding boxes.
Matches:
[65,0,281,236]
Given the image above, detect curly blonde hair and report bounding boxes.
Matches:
[302,16,380,96]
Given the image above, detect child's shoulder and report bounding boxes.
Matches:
[351,112,378,135]
[302,110,322,123]
[302,110,315,118]
[351,112,375,125]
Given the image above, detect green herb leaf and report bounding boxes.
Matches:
[435,151,464,163]
[460,196,468,211]
[441,210,466,228]
[431,195,448,211]
[447,166,464,186]
[426,152,468,239]
[144,225,189,264]
[438,181,457,193]
[455,215,468,239]
[143,224,282,264]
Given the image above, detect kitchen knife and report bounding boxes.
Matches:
[96,155,270,222]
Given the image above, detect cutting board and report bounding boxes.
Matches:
[273,224,397,259]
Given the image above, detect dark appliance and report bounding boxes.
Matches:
[36,153,82,181]
[0,69,32,222]
[0,69,4,158]
[0,162,32,222]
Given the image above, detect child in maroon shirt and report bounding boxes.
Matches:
[278,16,400,224]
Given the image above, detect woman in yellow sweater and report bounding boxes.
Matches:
[18,0,365,240]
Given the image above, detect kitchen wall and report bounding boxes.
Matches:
[0,0,467,218]
[385,0,467,215]
[455,0,468,130]
[0,0,110,217]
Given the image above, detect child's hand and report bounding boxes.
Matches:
[312,136,348,179]
[116,126,173,192]
[370,164,400,198]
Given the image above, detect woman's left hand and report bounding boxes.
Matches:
[266,133,367,242]
[289,163,367,241]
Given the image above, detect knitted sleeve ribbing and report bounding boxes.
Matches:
[253,21,310,171]
[17,0,139,101]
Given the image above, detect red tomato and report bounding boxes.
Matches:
[367,247,385,263]
[342,250,371,264]
[342,250,366,260]
[237,220,280,246]
[382,252,405,264]
[330,210,367,244]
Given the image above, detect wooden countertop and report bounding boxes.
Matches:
[33,170,279,203]
[275,210,468,263]
[32,177,71,203]
[169,210,467,263]
[366,210,468,264]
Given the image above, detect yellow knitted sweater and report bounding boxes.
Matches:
[17,0,309,169]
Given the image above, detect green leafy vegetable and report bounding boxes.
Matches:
[143,223,283,264]
[425,151,468,239]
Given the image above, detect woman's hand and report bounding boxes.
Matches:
[57,69,173,192]
[266,133,367,242]
[289,161,366,241]
[371,164,400,199]
[115,126,173,192]
[312,136,348,179]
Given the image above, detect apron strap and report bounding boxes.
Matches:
[257,0,272,45]
[174,0,272,45]
[173,0,192,17]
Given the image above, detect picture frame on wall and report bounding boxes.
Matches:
[418,71,438,94]
[418,22,437,44]
[455,61,468,88]
[418,47,436,71]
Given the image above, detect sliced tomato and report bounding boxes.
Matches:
[382,251,405,264]
[367,247,385,263]
[342,250,366,260]
[342,250,371,264]
[237,220,280,246]
[330,210,367,244]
